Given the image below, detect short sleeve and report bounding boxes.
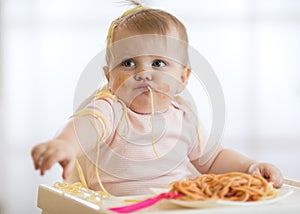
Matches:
[73,98,116,155]
[187,117,221,165]
[85,99,115,135]
[187,123,204,161]
[197,120,221,166]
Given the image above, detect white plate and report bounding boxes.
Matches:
[150,185,294,208]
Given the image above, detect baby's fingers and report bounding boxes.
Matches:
[40,149,62,175]
[248,163,283,188]
[261,168,283,188]
[60,159,75,180]
[248,163,261,175]
[31,144,47,170]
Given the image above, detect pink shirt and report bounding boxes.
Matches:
[68,97,217,196]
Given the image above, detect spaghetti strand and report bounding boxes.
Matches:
[148,87,160,159]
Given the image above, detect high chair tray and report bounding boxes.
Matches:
[37,183,300,214]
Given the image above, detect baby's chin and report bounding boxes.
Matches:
[128,94,171,114]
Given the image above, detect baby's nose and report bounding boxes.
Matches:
[134,70,153,81]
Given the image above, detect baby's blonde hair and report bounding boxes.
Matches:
[106,1,188,64]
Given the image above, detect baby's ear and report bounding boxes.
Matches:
[176,66,191,94]
[103,66,110,81]
[181,66,191,84]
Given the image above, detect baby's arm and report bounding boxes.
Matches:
[191,147,283,188]
[31,116,99,179]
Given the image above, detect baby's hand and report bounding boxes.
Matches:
[248,162,283,188]
[31,139,77,179]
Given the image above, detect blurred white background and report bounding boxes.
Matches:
[0,0,299,213]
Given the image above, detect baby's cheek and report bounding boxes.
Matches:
[158,83,170,93]
[156,83,171,100]
[111,74,131,92]
[156,93,168,100]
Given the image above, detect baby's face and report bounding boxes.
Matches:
[106,29,190,114]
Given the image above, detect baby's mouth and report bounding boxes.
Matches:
[135,83,153,91]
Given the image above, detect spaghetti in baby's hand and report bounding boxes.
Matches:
[169,172,277,202]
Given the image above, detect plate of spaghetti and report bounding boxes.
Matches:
[150,172,293,208]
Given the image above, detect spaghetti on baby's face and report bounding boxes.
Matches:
[105,28,190,114]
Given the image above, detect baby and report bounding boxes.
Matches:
[31,2,283,196]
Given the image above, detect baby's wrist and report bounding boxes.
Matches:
[247,162,259,173]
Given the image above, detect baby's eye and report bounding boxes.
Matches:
[122,59,136,67]
[152,60,166,67]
